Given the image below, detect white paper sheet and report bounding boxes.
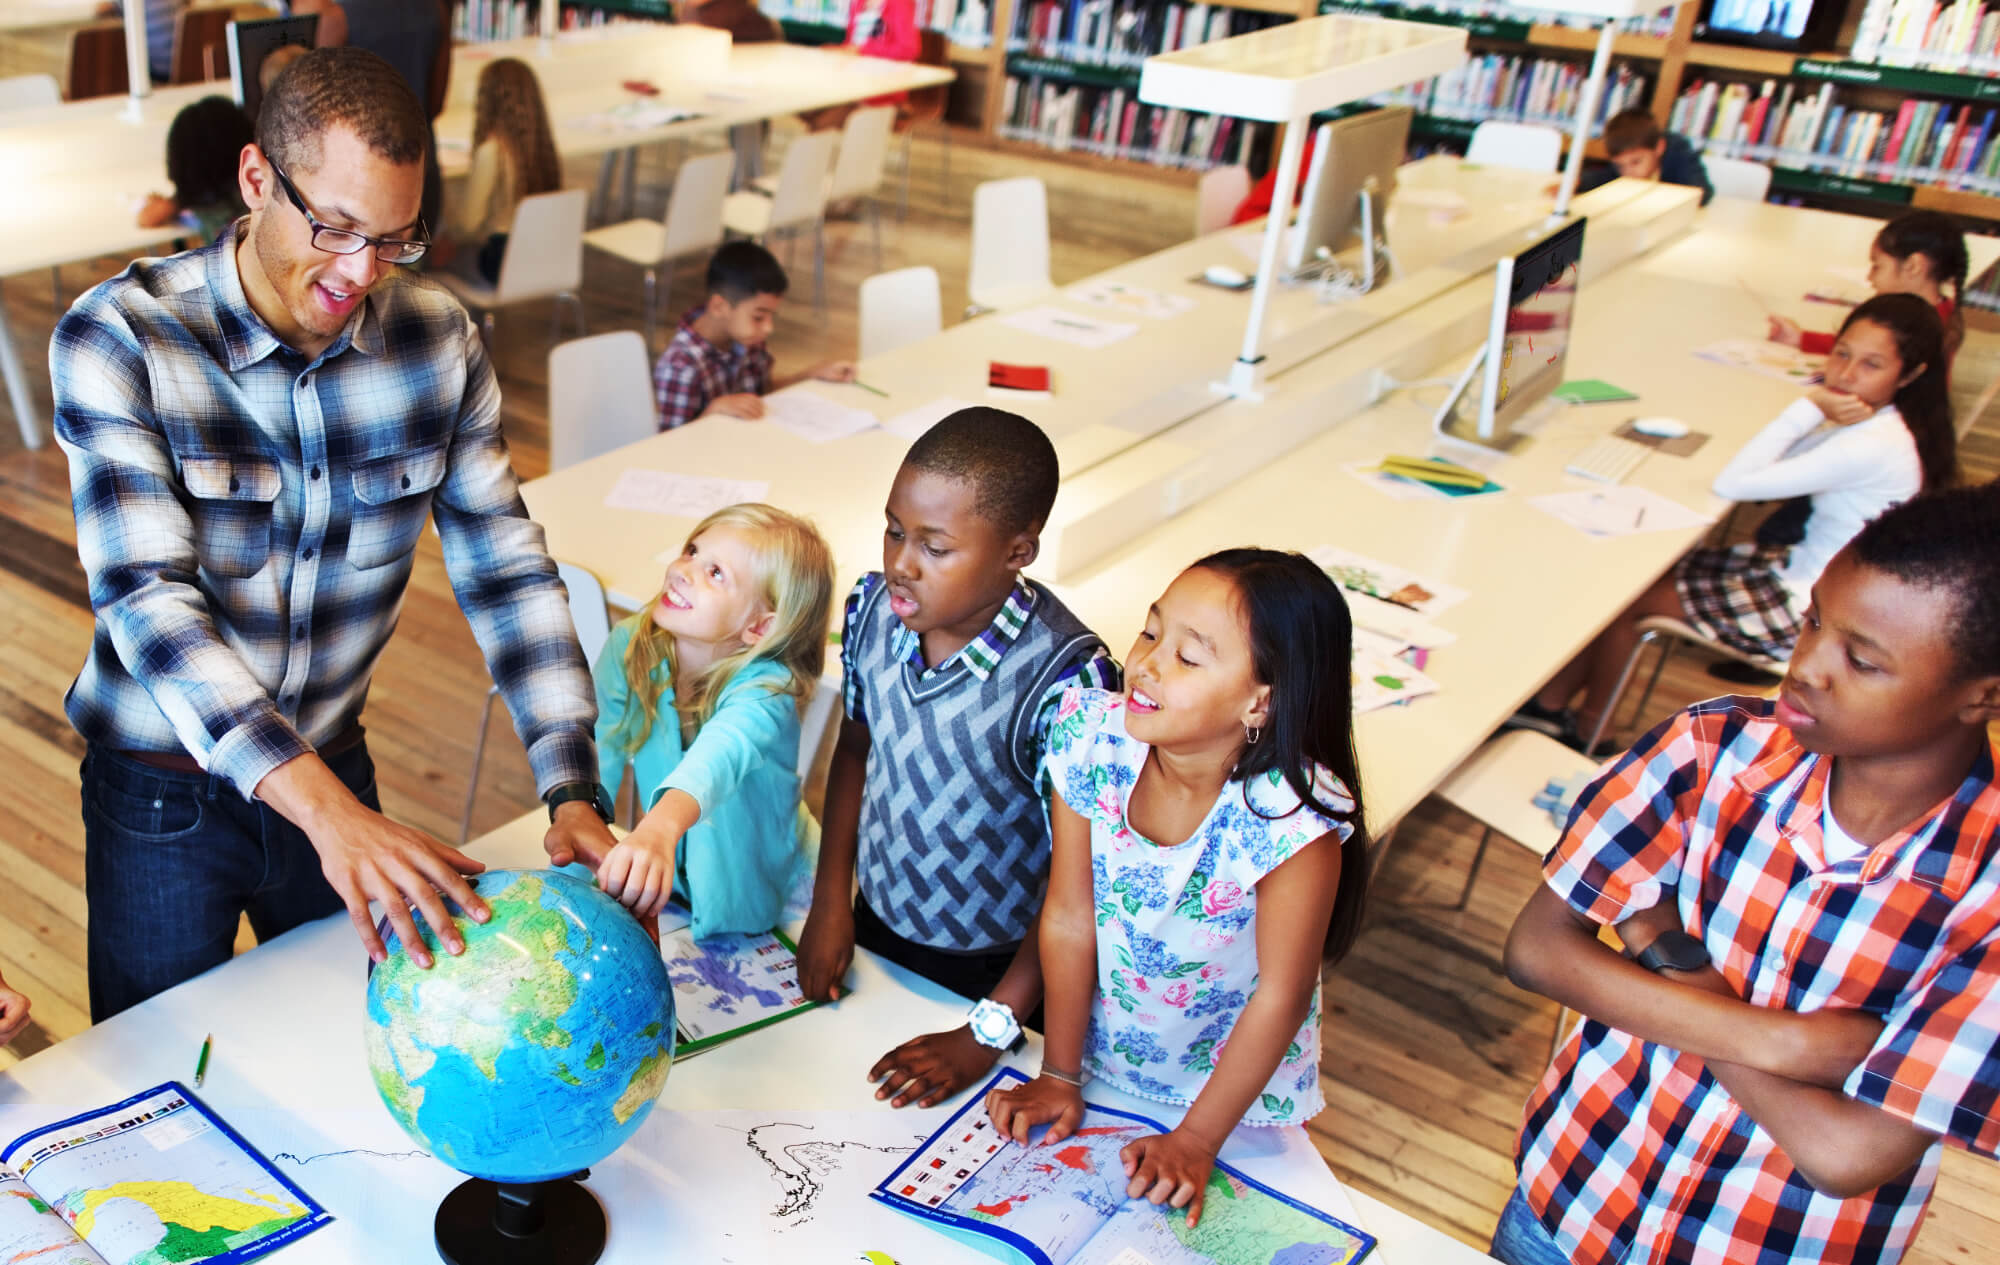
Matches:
[761,389,880,444]
[1529,486,1714,538]
[605,469,770,519]
[997,306,1138,349]
[1066,280,1196,321]
[1307,544,1469,617]
[882,397,978,441]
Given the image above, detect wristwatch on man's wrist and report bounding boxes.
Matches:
[967,998,1025,1052]
[545,781,614,825]
[1634,929,1710,974]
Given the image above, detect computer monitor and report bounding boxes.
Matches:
[1286,105,1413,291]
[227,14,320,120]
[1433,217,1587,447]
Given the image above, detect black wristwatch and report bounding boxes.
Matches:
[545,781,614,825]
[1634,930,1710,974]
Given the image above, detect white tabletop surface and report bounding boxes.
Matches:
[0,810,1491,1264]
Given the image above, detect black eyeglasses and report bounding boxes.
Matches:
[268,159,430,265]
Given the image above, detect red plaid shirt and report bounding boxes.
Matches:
[1518,696,2000,1264]
[650,306,774,431]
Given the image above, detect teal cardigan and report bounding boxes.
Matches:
[592,621,811,940]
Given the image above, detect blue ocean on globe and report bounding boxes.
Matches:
[363,868,676,1184]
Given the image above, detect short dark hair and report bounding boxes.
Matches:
[706,241,789,302]
[1848,481,2000,679]
[1603,108,1663,157]
[902,407,1060,536]
[167,96,254,210]
[256,47,428,174]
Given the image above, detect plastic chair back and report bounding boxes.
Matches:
[1704,155,1772,202]
[495,188,589,304]
[660,149,733,262]
[968,177,1051,310]
[549,332,658,471]
[859,266,942,359]
[1195,165,1250,236]
[0,74,59,111]
[829,104,896,202]
[766,130,839,234]
[1466,120,1562,172]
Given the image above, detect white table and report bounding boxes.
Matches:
[0,810,1490,1265]
[0,24,953,448]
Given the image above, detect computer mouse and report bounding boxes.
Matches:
[1631,416,1689,439]
[1203,264,1249,288]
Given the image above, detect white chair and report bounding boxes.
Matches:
[1587,615,1786,756]
[0,74,59,111]
[1195,165,1250,236]
[1704,155,1772,202]
[436,188,589,346]
[967,177,1052,316]
[825,105,898,269]
[857,265,941,360]
[584,149,733,349]
[459,560,613,844]
[722,130,839,311]
[548,332,657,472]
[1466,120,1563,172]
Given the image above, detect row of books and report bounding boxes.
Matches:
[998,74,1269,168]
[1371,56,1652,135]
[453,0,543,41]
[1669,77,2000,192]
[760,0,996,43]
[1006,0,1289,67]
[1319,0,1679,36]
[1850,0,2000,74]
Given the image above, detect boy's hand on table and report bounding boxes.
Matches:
[796,901,855,1001]
[706,393,766,420]
[1768,315,1803,346]
[809,360,857,383]
[1121,1127,1221,1227]
[869,1026,997,1108]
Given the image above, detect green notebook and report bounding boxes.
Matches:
[1553,379,1639,405]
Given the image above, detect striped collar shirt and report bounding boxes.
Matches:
[52,226,597,801]
[1518,696,2000,1265]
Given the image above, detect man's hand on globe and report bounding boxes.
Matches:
[544,802,618,873]
[869,1026,998,1109]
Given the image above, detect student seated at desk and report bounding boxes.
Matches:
[445,58,562,286]
[551,504,834,940]
[985,550,1368,1227]
[652,241,854,431]
[1579,108,1714,206]
[1770,210,1969,365]
[0,970,29,1048]
[795,408,1120,1108]
[136,97,254,245]
[801,0,921,131]
[1496,482,2000,1265]
[1512,294,1955,749]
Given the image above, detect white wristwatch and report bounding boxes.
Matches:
[966,998,1023,1052]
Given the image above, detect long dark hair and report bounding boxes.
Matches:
[167,96,254,211]
[1194,548,1370,964]
[1839,293,1957,491]
[1875,210,1968,362]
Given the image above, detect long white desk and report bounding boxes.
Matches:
[0,24,953,447]
[0,809,1489,1265]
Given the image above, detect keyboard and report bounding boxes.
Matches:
[1564,435,1650,484]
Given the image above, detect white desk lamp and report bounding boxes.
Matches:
[1534,0,1665,219]
[1138,15,1466,402]
[123,0,151,121]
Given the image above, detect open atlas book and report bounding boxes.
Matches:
[0,1083,329,1265]
[871,1068,1375,1265]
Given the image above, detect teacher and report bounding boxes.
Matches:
[51,48,616,1021]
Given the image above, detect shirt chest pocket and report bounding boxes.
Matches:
[181,454,282,579]
[347,445,448,571]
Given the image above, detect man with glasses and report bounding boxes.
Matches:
[50,48,618,1021]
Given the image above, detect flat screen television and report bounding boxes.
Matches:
[1692,0,1845,52]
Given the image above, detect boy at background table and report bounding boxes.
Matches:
[651,241,854,431]
[795,408,1119,1109]
[1582,108,1713,206]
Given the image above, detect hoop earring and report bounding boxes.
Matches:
[1244,725,1261,746]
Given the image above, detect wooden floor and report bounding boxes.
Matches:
[3,130,1998,1259]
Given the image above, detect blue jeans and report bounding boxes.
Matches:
[1491,1186,1576,1265]
[81,742,374,1021]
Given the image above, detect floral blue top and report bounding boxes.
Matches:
[1042,687,1354,1126]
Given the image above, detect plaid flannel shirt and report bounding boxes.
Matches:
[650,305,774,431]
[52,227,598,801]
[838,572,1119,774]
[1518,696,2000,1265]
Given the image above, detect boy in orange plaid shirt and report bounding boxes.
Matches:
[1499,482,2000,1265]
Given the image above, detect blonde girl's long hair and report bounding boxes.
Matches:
[606,504,835,762]
[472,58,562,202]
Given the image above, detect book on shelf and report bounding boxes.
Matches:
[763,0,994,41]
[1670,75,2000,193]
[453,0,537,41]
[1374,55,1651,135]
[1007,0,1289,68]
[1318,0,1678,38]
[1850,0,2000,75]
[999,71,1268,168]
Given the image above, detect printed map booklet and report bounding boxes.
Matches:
[871,1069,1375,1265]
[0,1083,330,1265]
[659,904,821,1057]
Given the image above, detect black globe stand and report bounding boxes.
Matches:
[435,1169,606,1265]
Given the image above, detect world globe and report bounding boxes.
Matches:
[363,868,676,1186]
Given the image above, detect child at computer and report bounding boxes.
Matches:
[136,96,254,244]
[1494,480,2000,1265]
[449,57,563,285]
[1594,107,1714,205]
[0,969,29,1047]
[1512,293,1955,749]
[546,504,834,939]
[795,407,1119,1108]
[983,549,1368,1228]
[1771,209,1969,365]
[651,241,855,431]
